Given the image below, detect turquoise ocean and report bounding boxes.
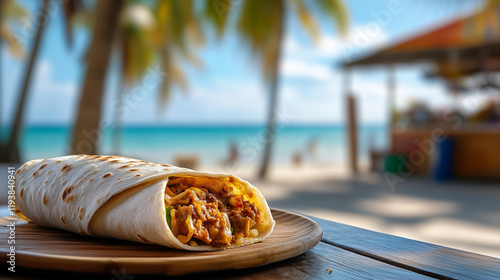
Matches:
[5,125,388,166]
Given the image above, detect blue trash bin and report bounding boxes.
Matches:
[432,137,454,181]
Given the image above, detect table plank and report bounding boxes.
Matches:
[289,242,434,280]
[2,242,432,280]
[309,216,500,280]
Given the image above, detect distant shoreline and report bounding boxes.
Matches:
[1,123,388,131]
[0,125,388,168]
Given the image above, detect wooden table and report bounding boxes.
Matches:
[2,213,499,280]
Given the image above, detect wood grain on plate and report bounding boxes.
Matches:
[0,209,321,276]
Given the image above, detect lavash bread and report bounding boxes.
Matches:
[14,155,275,251]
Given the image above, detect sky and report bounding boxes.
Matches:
[1,0,486,127]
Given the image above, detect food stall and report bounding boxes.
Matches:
[341,3,500,179]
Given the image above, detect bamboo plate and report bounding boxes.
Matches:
[0,209,322,276]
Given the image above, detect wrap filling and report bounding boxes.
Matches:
[165,176,261,247]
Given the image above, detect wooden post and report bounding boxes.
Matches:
[387,64,395,150]
[344,68,358,173]
[347,96,358,173]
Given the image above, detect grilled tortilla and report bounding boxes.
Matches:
[14,155,275,251]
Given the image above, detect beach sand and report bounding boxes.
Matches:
[2,162,499,258]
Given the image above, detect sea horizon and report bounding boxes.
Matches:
[1,122,387,129]
[1,124,389,166]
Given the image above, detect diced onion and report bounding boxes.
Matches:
[235,237,242,246]
[250,229,259,237]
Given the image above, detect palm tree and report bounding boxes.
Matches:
[151,0,203,110]
[111,3,156,154]
[112,0,203,154]
[0,0,28,161]
[205,0,348,179]
[0,1,3,152]
[1,0,82,163]
[70,0,124,155]
[72,0,203,155]
[2,0,50,163]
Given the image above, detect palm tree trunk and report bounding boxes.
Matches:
[3,0,50,163]
[70,0,123,155]
[111,82,125,155]
[0,0,4,151]
[257,1,284,180]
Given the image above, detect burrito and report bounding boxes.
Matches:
[14,155,275,251]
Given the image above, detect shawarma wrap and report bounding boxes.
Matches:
[14,155,275,251]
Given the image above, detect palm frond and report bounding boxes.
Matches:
[171,63,188,93]
[153,0,204,107]
[0,27,24,57]
[118,3,157,88]
[1,0,29,56]
[315,0,349,36]
[237,0,284,82]
[290,0,320,41]
[1,0,28,24]
[62,0,84,48]
[203,0,233,39]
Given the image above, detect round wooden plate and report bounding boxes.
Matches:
[0,209,322,276]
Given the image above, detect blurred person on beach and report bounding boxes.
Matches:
[307,137,319,162]
[226,140,239,168]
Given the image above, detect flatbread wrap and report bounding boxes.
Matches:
[14,155,275,251]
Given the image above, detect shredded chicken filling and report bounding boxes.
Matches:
[165,177,261,247]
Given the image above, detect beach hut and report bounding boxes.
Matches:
[341,3,500,178]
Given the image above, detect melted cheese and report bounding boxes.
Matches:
[177,215,194,243]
